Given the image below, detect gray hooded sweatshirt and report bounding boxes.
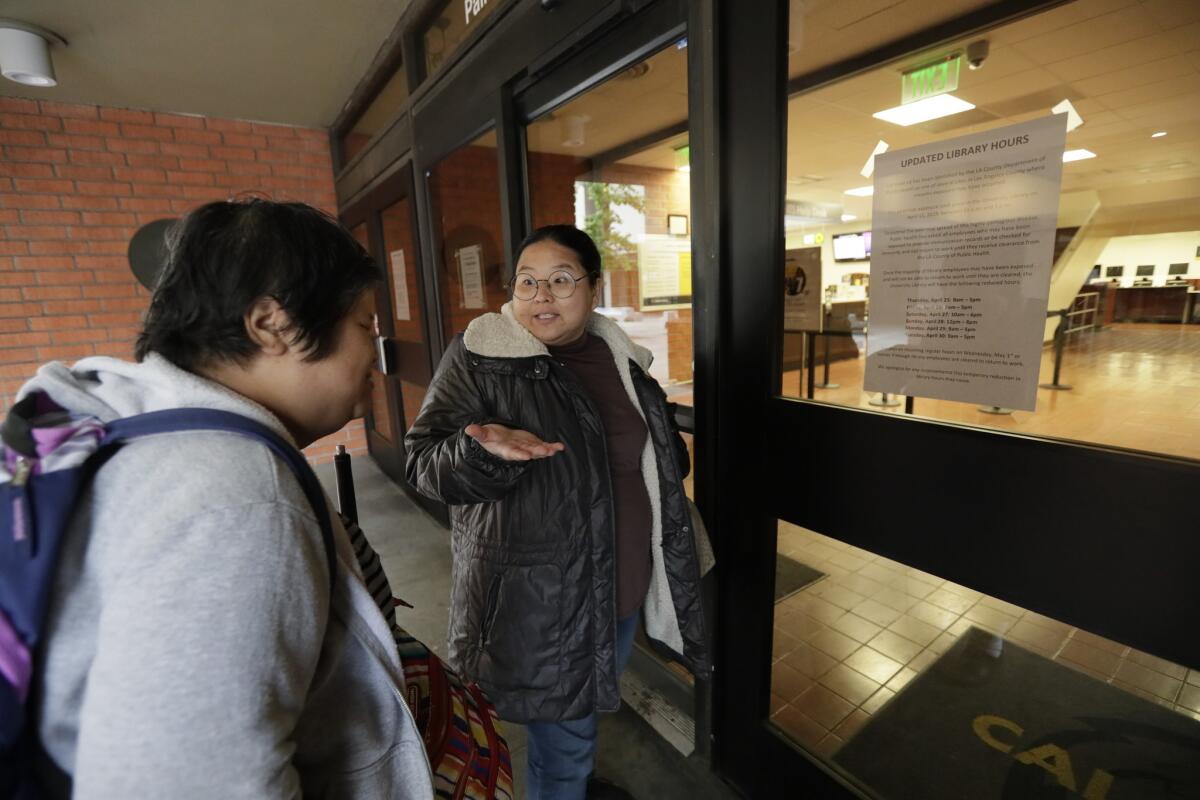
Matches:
[24,354,433,799]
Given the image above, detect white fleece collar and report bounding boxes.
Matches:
[462,303,653,371]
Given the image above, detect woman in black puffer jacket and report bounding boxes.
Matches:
[405,225,709,800]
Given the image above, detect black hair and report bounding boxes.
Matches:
[514,224,602,281]
[135,198,381,371]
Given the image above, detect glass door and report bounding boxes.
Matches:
[712,0,1200,797]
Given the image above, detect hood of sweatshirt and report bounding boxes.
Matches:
[17,352,296,447]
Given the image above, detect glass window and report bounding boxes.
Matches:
[778,0,1200,461]
[422,0,503,78]
[427,130,508,341]
[340,65,410,167]
[526,41,694,396]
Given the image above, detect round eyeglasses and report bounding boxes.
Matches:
[507,270,589,300]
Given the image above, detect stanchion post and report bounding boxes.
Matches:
[905,396,914,415]
[806,331,816,399]
[1039,309,1072,391]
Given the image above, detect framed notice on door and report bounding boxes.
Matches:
[389,249,411,321]
[457,244,485,309]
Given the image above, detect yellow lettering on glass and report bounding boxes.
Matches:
[1083,768,1114,800]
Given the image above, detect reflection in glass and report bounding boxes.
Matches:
[340,65,410,166]
[769,520,1200,793]
[526,41,696,391]
[780,0,1200,460]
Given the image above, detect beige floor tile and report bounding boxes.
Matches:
[1115,660,1183,702]
[1006,619,1068,654]
[979,596,1026,617]
[819,663,882,706]
[886,667,918,692]
[771,705,827,750]
[793,594,846,626]
[775,611,827,641]
[907,601,960,631]
[809,627,861,661]
[924,588,976,615]
[873,587,921,613]
[814,734,844,758]
[1188,671,1200,688]
[1059,638,1122,677]
[844,646,904,685]
[859,563,902,585]
[1126,649,1189,681]
[964,603,1018,634]
[1018,611,1073,636]
[853,598,904,627]
[888,614,942,648]
[828,551,870,572]
[860,686,896,715]
[833,709,870,742]
[927,631,958,655]
[772,661,816,702]
[769,693,786,716]
[772,628,801,660]
[1072,629,1129,656]
[1176,683,1200,714]
[946,617,977,637]
[793,684,855,730]
[939,581,983,601]
[1055,658,1110,685]
[840,574,886,597]
[908,649,939,673]
[868,629,924,665]
[815,583,868,612]
[784,642,838,679]
[829,612,883,644]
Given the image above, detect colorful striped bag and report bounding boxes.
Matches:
[345,515,514,800]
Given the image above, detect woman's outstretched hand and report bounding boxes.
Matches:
[464,423,566,462]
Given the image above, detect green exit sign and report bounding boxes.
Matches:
[902,55,961,104]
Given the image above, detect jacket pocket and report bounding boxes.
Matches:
[474,562,564,693]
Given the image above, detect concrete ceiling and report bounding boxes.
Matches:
[0,0,411,128]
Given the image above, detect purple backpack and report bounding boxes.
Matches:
[0,390,335,798]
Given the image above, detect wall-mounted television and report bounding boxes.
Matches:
[1136,264,1155,276]
[1105,266,1123,277]
[1168,263,1188,275]
[832,231,871,262]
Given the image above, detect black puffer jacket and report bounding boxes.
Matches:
[404,306,709,723]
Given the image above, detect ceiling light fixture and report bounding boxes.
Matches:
[841,214,857,222]
[0,20,66,88]
[872,94,975,126]
[844,185,874,197]
[1062,149,1096,163]
[1151,131,1167,138]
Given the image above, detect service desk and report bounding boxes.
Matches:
[1112,286,1191,323]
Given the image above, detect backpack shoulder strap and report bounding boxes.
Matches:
[103,409,336,592]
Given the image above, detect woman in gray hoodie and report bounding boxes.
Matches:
[25,199,433,798]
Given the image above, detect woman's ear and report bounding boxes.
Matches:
[244,296,295,356]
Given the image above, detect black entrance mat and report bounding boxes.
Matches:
[775,554,824,602]
[833,626,1200,800]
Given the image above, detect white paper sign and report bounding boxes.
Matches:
[864,115,1067,411]
[389,249,411,322]
[457,244,485,309]
[783,247,822,331]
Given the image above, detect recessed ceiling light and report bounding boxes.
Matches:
[1051,99,1083,132]
[844,185,874,197]
[1151,131,1167,138]
[860,140,889,178]
[1062,149,1096,163]
[872,94,975,126]
[841,214,857,222]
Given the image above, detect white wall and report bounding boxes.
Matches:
[1094,231,1200,287]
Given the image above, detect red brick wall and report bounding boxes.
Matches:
[0,96,361,463]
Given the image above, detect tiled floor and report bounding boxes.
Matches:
[768,521,1200,757]
[781,322,1200,460]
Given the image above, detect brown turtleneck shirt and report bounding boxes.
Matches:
[549,333,652,618]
